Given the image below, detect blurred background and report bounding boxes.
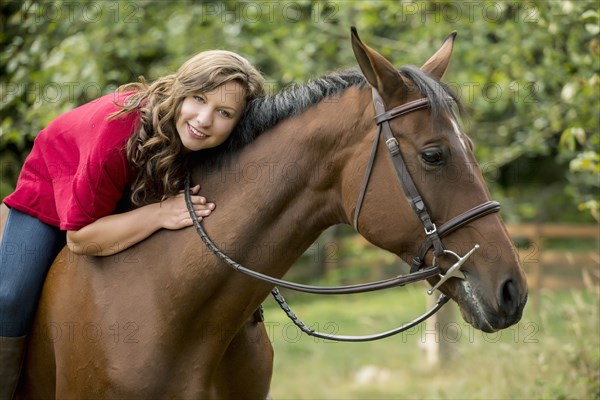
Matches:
[1,1,598,398]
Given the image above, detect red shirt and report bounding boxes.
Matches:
[3,92,140,231]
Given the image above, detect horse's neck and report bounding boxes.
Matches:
[195,87,371,273]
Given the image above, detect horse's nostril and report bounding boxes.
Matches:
[499,279,519,316]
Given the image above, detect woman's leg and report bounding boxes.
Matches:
[0,208,65,399]
[0,208,65,336]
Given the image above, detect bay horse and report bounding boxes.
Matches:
[16,29,527,399]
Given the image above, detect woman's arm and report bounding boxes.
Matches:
[66,185,213,256]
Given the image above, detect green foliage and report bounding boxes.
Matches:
[1,0,598,222]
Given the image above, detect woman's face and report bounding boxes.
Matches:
[176,81,247,153]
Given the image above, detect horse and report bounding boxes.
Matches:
[16,28,527,399]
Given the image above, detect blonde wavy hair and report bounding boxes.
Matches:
[112,50,265,206]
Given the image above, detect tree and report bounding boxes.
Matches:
[1,0,598,222]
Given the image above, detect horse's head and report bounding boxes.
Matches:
[347,28,527,332]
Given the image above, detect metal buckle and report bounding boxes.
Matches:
[385,137,398,148]
[385,137,399,155]
[425,223,437,235]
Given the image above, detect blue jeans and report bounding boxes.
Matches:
[0,208,66,337]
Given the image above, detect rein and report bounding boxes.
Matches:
[184,87,500,342]
[184,172,448,342]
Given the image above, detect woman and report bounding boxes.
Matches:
[0,50,265,398]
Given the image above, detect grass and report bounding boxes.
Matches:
[262,286,600,399]
[261,227,599,399]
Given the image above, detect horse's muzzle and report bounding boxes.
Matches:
[457,278,527,333]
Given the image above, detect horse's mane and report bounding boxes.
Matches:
[192,66,460,169]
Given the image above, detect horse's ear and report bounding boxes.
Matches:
[421,32,457,80]
[350,27,407,99]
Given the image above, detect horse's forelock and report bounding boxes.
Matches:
[398,65,462,121]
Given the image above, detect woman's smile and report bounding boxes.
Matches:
[187,123,208,140]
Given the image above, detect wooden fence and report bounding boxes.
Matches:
[506,223,599,310]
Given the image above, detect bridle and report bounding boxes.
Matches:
[354,88,501,287]
[184,86,500,342]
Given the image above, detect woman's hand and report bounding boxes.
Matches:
[159,184,215,230]
[67,184,216,256]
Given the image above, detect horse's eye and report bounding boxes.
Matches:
[421,149,444,165]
